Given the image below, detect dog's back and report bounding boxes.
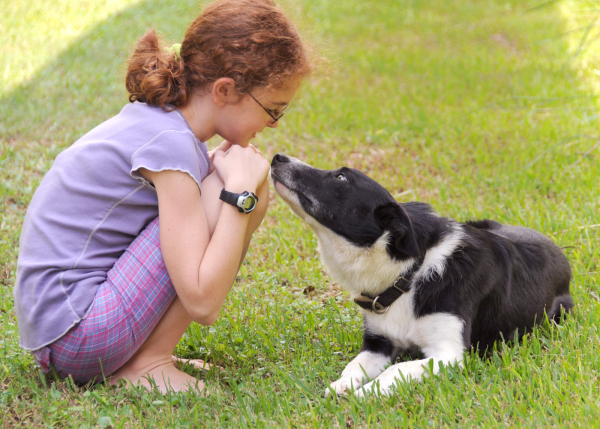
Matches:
[465,219,573,348]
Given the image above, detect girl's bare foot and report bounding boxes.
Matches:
[172,355,220,371]
[110,360,206,394]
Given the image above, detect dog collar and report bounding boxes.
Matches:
[354,262,421,314]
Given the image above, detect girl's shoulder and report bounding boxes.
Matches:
[86,102,194,147]
[50,102,209,190]
[61,102,203,163]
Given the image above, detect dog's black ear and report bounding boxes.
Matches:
[374,202,420,259]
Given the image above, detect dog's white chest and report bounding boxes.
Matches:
[362,291,420,350]
[362,292,466,356]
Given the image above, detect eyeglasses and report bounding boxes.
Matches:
[247,92,287,123]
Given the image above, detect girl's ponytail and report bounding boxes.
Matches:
[125,30,188,110]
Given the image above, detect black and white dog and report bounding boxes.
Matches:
[270,153,573,397]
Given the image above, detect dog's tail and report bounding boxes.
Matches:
[464,219,503,231]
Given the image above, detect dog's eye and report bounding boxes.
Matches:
[336,174,348,181]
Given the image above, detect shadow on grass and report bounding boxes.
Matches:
[0,0,205,145]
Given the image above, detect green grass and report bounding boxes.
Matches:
[2,0,600,427]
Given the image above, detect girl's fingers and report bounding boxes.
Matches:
[218,140,233,152]
[213,145,269,188]
[248,143,261,154]
[212,149,226,160]
[208,141,233,160]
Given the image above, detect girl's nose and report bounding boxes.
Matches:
[267,119,279,129]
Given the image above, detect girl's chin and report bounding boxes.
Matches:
[234,134,256,147]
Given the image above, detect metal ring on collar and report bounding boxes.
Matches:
[371,296,390,314]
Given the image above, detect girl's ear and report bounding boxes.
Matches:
[374,202,421,260]
[212,77,239,106]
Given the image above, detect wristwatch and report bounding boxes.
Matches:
[219,188,259,214]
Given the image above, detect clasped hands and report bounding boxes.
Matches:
[209,140,270,194]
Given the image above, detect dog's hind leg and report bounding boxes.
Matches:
[548,294,574,323]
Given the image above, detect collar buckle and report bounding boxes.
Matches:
[392,276,410,294]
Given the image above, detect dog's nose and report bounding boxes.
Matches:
[271,153,290,166]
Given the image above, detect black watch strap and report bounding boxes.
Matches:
[219,188,240,208]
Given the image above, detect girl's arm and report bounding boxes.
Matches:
[140,145,269,325]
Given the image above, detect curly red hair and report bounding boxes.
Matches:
[125,0,312,110]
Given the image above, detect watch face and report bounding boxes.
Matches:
[242,196,256,210]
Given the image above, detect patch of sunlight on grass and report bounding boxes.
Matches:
[0,0,143,95]
[560,1,600,99]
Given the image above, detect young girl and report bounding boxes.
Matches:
[14,0,312,393]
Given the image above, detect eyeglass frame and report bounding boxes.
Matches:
[246,92,287,123]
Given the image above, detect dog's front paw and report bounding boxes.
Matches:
[325,375,365,397]
[354,379,393,398]
[354,380,374,398]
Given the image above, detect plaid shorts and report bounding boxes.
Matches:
[32,217,177,383]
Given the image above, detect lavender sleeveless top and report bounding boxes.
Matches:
[14,102,211,350]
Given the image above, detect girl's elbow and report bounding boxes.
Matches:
[190,306,220,326]
[197,312,219,326]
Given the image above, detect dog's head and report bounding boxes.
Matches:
[271,153,421,263]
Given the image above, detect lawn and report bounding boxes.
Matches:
[1,0,600,427]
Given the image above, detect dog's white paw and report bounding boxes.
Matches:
[325,375,365,397]
[353,386,368,398]
[354,380,376,398]
[354,377,395,398]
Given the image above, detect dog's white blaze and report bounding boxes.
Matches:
[415,224,464,281]
[273,181,311,221]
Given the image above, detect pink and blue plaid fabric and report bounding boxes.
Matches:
[32,217,176,383]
